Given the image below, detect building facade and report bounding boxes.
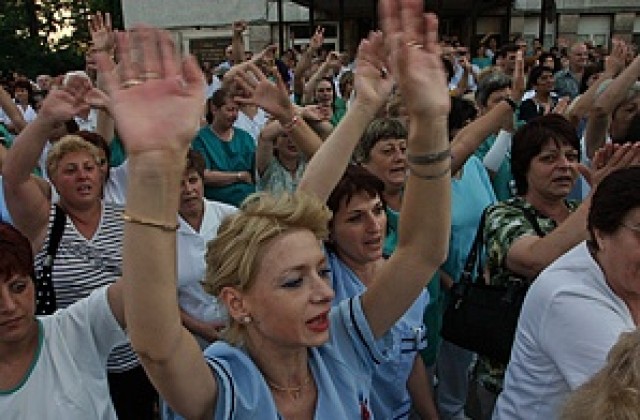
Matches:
[120,0,639,67]
[511,0,640,48]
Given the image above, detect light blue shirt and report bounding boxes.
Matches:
[441,156,497,281]
[183,297,393,419]
[0,176,13,224]
[328,250,428,419]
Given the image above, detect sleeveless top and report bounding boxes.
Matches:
[34,201,138,372]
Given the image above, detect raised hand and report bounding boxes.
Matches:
[325,51,342,71]
[234,62,295,122]
[94,28,205,156]
[380,0,450,118]
[581,142,640,187]
[512,49,526,102]
[252,44,278,67]
[89,12,116,54]
[350,31,394,115]
[605,38,627,77]
[309,26,325,52]
[38,86,89,124]
[232,21,247,35]
[299,104,332,122]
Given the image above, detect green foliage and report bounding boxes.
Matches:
[0,0,123,78]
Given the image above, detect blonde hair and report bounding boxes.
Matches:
[203,191,332,345]
[561,329,640,420]
[46,135,101,178]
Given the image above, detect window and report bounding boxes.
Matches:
[577,15,611,48]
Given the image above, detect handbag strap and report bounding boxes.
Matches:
[459,207,488,285]
[509,201,545,238]
[458,200,545,286]
[36,204,66,315]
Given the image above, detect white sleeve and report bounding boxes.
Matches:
[104,159,129,206]
[52,285,127,365]
[538,290,632,390]
[483,129,512,172]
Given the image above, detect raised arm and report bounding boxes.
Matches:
[0,85,27,133]
[234,63,323,163]
[505,142,640,279]
[2,89,83,250]
[297,32,394,202]
[362,0,451,338]
[591,41,638,118]
[449,52,523,173]
[89,12,117,144]
[95,28,216,419]
[231,21,247,64]
[302,51,341,104]
[582,40,629,158]
[450,100,515,173]
[568,69,607,132]
[255,120,279,175]
[293,27,324,99]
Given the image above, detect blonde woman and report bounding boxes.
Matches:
[97,0,451,418]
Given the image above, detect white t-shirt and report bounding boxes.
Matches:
[177,199,237,325]
[0,286,126,420]
[205,77,222,99]
[0,103,37,125]
[103,160,128,206]
[233,108,268,144]
[74,109,98,132]
[48,159,129,206]
[493,242,636,420]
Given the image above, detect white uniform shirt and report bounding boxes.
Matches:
[177,199,237,324]
[233,108,269,145]
[493,242,635,419]
[0,286,126,420]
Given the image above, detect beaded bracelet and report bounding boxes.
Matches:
[407,147,451,165]
[122,213,179,232]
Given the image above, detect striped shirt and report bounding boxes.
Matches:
[34,201,138,373]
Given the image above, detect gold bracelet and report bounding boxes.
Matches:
[122,213,179,231]
[407,161,451,180]
[407,147,451,165]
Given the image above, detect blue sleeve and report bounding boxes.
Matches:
[330,297,395,368]
[202,343,279,420]
[0,177,14,224]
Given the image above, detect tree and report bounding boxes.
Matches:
[0,0,123,78]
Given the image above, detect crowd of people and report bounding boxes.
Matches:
[1,0,640,419]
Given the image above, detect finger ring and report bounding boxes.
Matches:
[406,41,423,49]
[141,71,160,80]
[121,79,143,89]
[380,67,388,78]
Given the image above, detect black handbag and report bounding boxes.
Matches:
[35,204,66,315]
[440,203,544,364]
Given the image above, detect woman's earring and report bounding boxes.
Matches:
[241,315,252,324]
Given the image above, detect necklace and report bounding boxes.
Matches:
[266,374,312,400]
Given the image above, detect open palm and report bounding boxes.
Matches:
[381,0,450,118]
[95,28,204,155]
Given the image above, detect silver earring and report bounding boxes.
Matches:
[242,315,252,324]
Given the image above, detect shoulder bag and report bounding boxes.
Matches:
[35,204,66,315]
[440,203,544,363]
